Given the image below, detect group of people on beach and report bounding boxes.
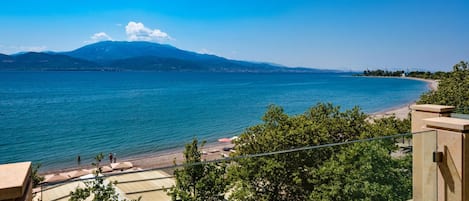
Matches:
[109,152,117,164]
[76,152,117,165]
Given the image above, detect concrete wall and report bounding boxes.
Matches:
[411,104,454,201]
[0,162,32,201]
[411,104,469,201]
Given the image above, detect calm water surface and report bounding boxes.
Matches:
[0,72,428,170]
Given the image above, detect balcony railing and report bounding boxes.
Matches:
[36,130,438,201]
[451,112,469,120]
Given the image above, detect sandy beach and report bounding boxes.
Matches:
[40,142,234,176]
[39,76,438,177]
[126,142,233,169]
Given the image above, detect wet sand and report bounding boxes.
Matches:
[126,142,233,170]
[40,142,234,175]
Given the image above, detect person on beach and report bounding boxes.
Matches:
[77,155,81,165]
[109,153,113,164]
[113,153,117,163]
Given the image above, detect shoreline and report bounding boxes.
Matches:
[40,141,234,175]
[39,76,438,176]
[368,76,438,119]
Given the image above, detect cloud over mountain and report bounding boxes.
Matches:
[125,21,171,42]
[86,32,112,43]
[92,32,112,41]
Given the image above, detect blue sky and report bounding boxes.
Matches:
[0,0,468,71]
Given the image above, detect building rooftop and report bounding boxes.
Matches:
[0,161,32,200]
[424,117,469,131]
[410,104,455,113]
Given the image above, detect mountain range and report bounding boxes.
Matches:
[0,41,336,72]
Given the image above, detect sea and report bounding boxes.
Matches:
[0,72,428,170]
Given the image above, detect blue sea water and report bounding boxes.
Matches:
[0,72,428,170]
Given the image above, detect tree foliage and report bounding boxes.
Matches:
[167,138,228,201]
[363,69,405,77]
[362,69,450,79]
[31,163,44,187]
[418,61,469,114]
[309,141,412,201]
[406,71,449,80]
[227,103,410,201]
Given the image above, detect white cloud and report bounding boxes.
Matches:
[125,21,171,42]
[92,32,112,41]
[85,32,112,43]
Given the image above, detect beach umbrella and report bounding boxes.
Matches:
[44,173,69,183]
[111,162,133,170]
[218,138,231,143]
[101,166,113,172]
[79,173,97,179]
[67,169,90,178]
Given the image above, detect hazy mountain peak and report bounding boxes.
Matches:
[1,41,337,73]
[63,41,196,62]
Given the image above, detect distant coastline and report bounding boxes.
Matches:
[361,75,437,91]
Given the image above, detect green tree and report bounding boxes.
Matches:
[361,69,405,77]
[228,104,368,201]
[69,153,140,201]
[167,138,227,201]
[228,103,411,201]
[308,141,412,201]
[418,61,469,114]
[31,163,44,187]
